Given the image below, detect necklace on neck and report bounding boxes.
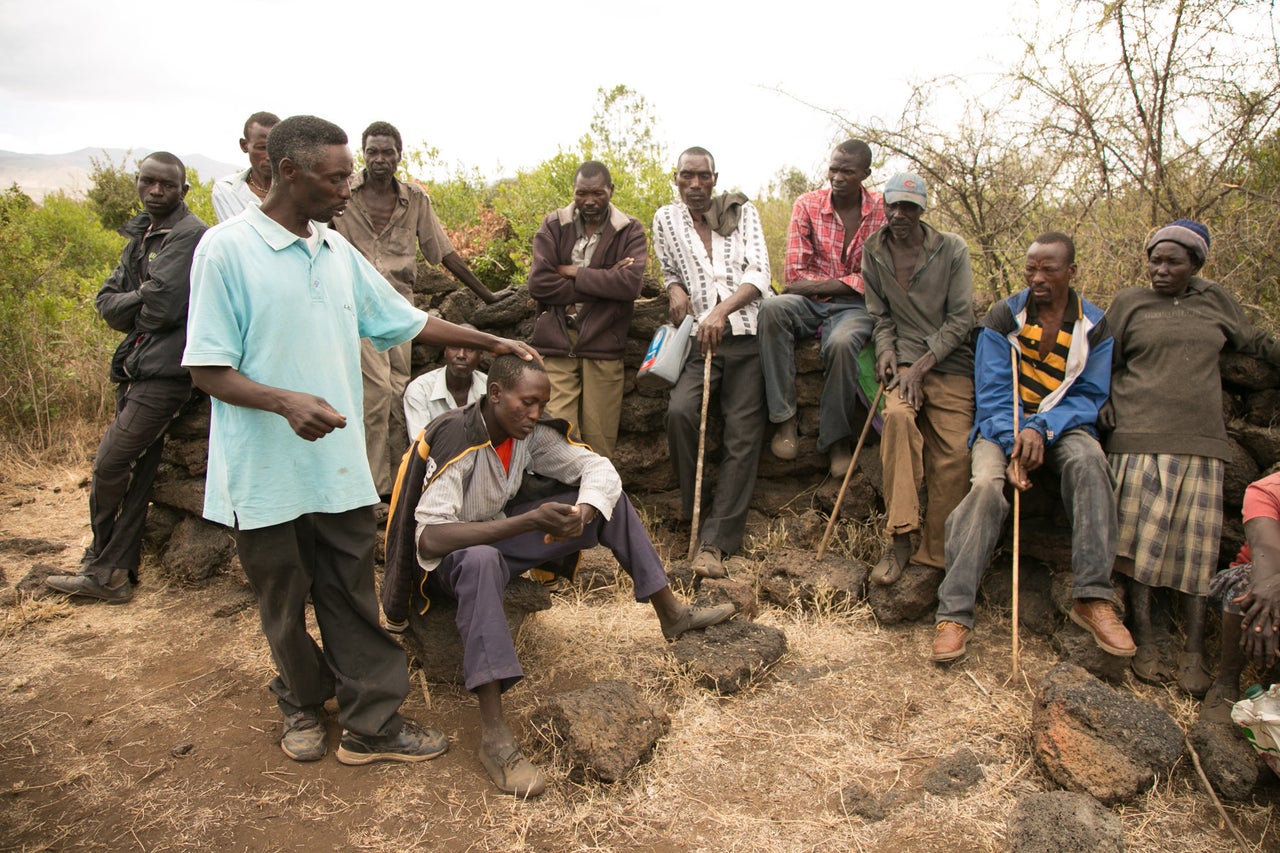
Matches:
[248,174,269,195]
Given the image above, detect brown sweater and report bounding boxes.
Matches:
[1105,277,1280,460]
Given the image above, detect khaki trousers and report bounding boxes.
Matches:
[544,355,624,458]
[361,338,412,497]
[880,370,975,568]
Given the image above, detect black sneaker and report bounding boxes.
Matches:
[336,720,449,765]
[280,710,327,762]
[45,572,133,604]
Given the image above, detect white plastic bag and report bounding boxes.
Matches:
[1231,684,1280,774]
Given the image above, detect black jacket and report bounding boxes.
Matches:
[96,203,207,383]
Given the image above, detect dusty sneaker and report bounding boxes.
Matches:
[479,743,546,798]
[770,417,798,460]
[661,602,736,641]
[691,544,727,579]
[336,720,449,765]
[45,570,133,604]
[828,439,853,478]
[280,709,327,762]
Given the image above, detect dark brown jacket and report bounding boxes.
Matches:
[527,203,647,360]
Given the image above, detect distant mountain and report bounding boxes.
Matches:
[0,148,241,201]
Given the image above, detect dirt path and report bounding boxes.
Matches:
[0,466,1272,852]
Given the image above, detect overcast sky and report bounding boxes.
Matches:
[0,0,1033,194]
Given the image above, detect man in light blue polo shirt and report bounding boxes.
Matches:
[184,114,538,766]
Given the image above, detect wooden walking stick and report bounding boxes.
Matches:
[1010,346,1022,675]
[688,354,714,561]
[817,384,886,559]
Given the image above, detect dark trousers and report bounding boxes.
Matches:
[85,378,191,584]
[665,333,766,555]
[426,492,669,693]
[235,507,408,737]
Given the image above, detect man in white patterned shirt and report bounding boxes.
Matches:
[653,147,772,579]
[385,355,734,797]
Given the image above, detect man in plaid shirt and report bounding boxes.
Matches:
[758,140,886,477]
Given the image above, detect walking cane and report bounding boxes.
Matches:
[688,354,714,561]
[817,384,886,560]
[1010,347,1022,676]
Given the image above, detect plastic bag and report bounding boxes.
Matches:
[1231,684,1280,774]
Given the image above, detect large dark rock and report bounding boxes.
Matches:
[1221,351,1280,391]
[400,576,552,684]
[1244,388,1280,428]
[1032,663,1184,804]
[160,517,234,583]
[1050,623,1131,683]
[758,549,867,610]
[628,297,668,342]
[979,560,1060,636]
[142,503,184,553]
[694,577,758,621]
[161,437,208,477]
[529,680,669,783]
[471,289,534,327]
[166,401,210,439]
[866,563,941,624]
[1224,438,1261,508]
[150,477,206,517]
[617,393,668,434]
[1229,419,1280,470]
[1188,719,1260,801]
[669,620,787,694]
[1007,791,1124,853]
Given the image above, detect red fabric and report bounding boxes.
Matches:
[784,187,886,295]
[493,437,514,474]
[1234,471,1280,565]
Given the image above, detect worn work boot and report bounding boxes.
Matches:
[871,534,913,586]
[1069,599,1137,657]
[691,544,727,579]
[45,568,133,604]
[828,439,853,478]
[770,417,799,460]
[480,743,547,798]
[280,709,327,762]
[661,602,737,641]
[931,621,972,662]
[336,720,449,765]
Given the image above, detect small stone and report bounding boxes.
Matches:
[836,781,885,821]
[1007,791,1124,853]
[921,747,986,796]
[160,517,234,583]
[866,563,941,624]
[694,577,758,621]
[529,680,668,783]
[758,549,867,611]
[1188,719,1259,801]
[669,620,787,694]
[170,743,194,757]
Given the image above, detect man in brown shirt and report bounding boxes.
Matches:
[334,120,512,499]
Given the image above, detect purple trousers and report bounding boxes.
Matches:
[426,492,668,692]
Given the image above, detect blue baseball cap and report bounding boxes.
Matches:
[884,172,927,210]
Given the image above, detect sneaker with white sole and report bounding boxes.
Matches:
[336,720,449,765]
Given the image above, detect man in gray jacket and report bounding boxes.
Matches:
[46,153,207,603]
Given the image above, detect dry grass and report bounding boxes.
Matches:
[1,460,1277,851]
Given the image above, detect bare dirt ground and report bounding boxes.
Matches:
[1,462,1277,852]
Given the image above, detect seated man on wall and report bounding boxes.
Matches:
[211,111,279,222]
[930,232,1136,663]
[758,140,886,477]
[382,355,735,798]
[527,160,646,457]
[402,326,488,439]
[862,173,975,586]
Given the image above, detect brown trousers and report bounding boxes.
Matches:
[544,355,624,458]
[880,370,975,568]
[361,338,412,496]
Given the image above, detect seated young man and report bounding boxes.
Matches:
[382,355,735,797]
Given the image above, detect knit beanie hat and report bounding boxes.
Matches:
[1146,219,1210,266]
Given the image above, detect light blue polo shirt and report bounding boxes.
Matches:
[183,206,427,530]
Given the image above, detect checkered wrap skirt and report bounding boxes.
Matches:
[1109,452,1223,596]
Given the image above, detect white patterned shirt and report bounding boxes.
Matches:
[652,200,771,336]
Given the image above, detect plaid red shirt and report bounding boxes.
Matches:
[785,187,886,295]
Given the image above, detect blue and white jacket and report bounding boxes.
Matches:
[971,287,1111,453]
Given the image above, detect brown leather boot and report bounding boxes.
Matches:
[1070,599,1137,657]
[931,621,972,662]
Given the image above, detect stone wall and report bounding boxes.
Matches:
[147,266,1280,580]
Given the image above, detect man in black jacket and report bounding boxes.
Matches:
[46,153,207,603]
